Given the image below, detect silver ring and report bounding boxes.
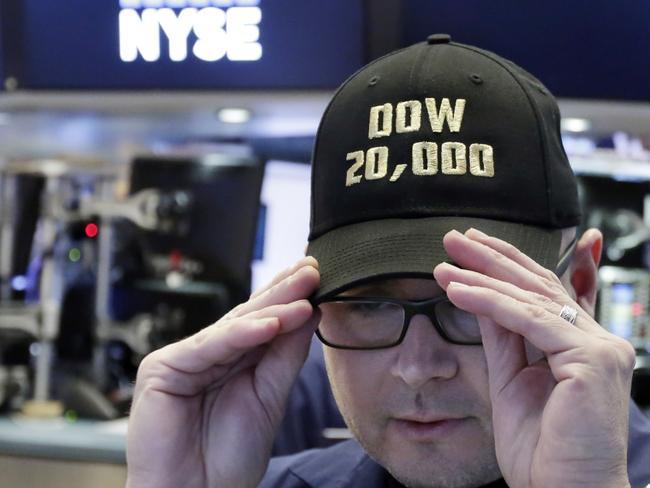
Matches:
[559,305,578,325]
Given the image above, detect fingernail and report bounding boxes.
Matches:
[293,265,319,282]
[292,257,313,271]
[466,228,488,238]
[304,256,319,268]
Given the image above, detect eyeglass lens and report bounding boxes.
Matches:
[318,301,404,348]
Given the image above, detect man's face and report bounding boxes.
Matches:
[323,278,501,488]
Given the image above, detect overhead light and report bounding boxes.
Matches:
[561,117,592,133]
[217,108,252,124]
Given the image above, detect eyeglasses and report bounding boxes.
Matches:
[555,237,577,278]
[315,295,482,350]
[314,238,577,350]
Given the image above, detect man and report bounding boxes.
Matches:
[126,35,650,487]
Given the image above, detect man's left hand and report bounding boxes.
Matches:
[434,228,635,488]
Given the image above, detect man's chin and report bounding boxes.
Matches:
[382,450,501,488]
[363,420,501,488]
[387,466,502,488]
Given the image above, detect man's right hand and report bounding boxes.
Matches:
[125,257,320,488]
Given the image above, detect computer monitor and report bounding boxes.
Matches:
[111,152,264,342]
[251,160,311,292]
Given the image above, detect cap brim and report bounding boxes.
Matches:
[307,216,562,301]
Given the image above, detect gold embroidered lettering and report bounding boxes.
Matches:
[365,146,389,180]
[412,141,438,175]
[469,144,495,177]
[425,98,466,133]
[389,163,408,182]
[395,100,422,133]
[345,151,365,186]
[441,142,467,174]
[368,104,393,139]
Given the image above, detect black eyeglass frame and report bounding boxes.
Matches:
[313,237,578,350]
[554,237,577,278]
[315,295,482,350]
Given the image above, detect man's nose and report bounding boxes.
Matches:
[390,314,459,390]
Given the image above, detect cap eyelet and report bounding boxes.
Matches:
[368,75,380,86]
[469,73,483,85]
[530,81,548,95]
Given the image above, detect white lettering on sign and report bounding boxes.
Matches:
[120,1,260,8]
[158,8,196,61]
[118,1,262,62]
[192,7,228,61]
[226,7,262,60]
[119,9,161,62]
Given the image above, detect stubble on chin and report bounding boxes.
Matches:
[346,414,501,488]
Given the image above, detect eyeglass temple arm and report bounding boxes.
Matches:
[554,237,577,278]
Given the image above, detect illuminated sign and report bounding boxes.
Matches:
[118,0,262,62]
[3,0,364,89]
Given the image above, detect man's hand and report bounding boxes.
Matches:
[126,257,320,488]
[434,229,634,488]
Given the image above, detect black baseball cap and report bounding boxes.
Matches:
[307,34,581,300]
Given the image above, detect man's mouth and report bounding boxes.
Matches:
[391,416,470,440]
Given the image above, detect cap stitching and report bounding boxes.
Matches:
[309,43,423,231]
[309,42,559,240]
[315,228,559,298]
[407,42,429,94]
[312,205,550,237]
[448,42,553,223]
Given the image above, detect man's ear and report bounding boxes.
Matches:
[568,228,603,317]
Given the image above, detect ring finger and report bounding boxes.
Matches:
[446,282,586,354]
[443,230,564,298]
[436,262,590,331]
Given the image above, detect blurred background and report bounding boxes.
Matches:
[0,0,649,486]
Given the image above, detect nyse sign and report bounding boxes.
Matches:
[119,0,262,62]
